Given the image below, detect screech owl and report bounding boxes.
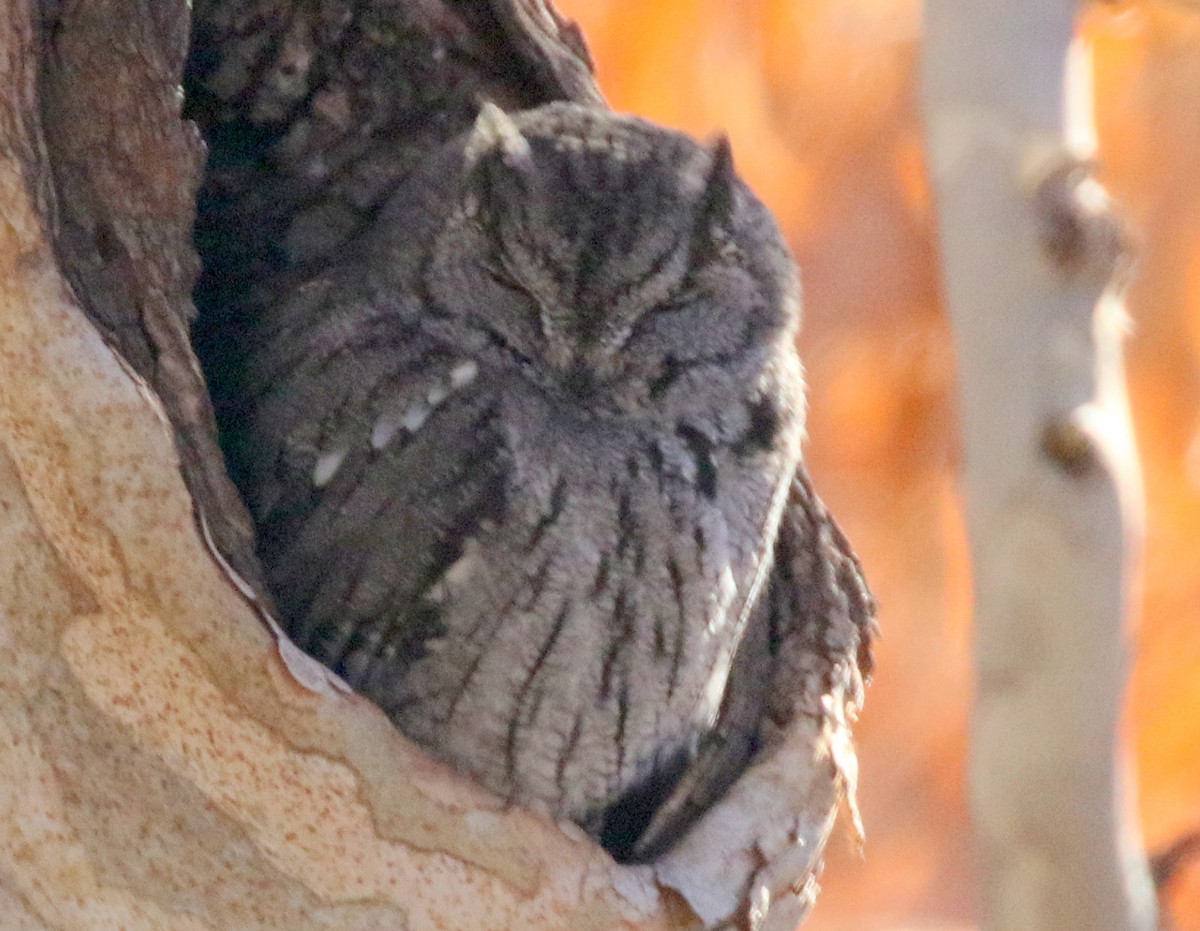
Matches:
[220,100,873,860]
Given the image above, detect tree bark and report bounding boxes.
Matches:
[0,2,860,928]
[921,4,1157,929]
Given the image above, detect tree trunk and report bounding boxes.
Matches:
[921,4,1157,929]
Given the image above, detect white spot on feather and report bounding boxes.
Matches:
[370,363,477,451]
[371,413,403,450]
[450,359,479,389]
[402,398,432,431]
[312,445,349,487]
[426,382,450,406]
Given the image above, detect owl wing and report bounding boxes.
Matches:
[229,308,511,705]
[627,467,876,861]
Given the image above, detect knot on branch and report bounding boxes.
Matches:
[1040,416,1102,480]
[1032,157,1129,286]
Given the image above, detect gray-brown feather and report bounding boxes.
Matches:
[220,101,871,858]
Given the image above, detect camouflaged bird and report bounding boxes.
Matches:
[220,100,874,860]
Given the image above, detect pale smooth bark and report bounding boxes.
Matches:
[921,4,1157,930]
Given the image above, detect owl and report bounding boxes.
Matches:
[219,100,873,861]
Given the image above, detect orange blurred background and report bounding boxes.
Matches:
[551,1,1200,928]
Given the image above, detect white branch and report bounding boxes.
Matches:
[920,4,1157,929]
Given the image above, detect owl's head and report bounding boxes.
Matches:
[424,102,800,412]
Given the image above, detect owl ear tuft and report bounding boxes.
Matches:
[465,101,541,230]
[697,135,738,252]
[466,102,534,175]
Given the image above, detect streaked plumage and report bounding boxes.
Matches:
[220,101,874,860]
